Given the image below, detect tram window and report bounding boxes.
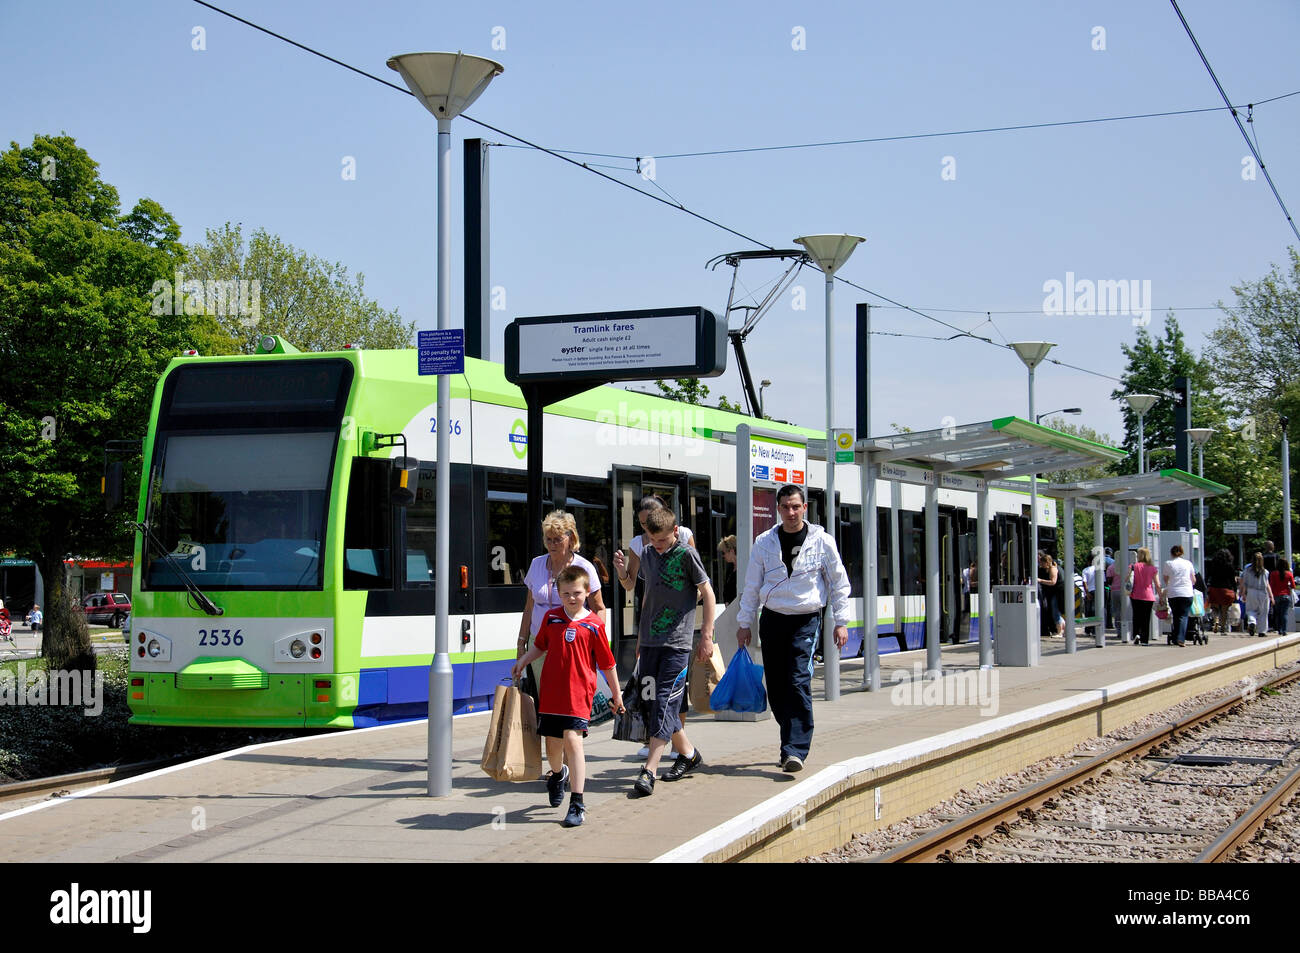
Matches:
[564,479,612,590]
[484,472,529,586]
[876,509,893,596]
[343,459,392,590]
[839,504,863,598]
[403,466,437,589]
[901,511,926,596]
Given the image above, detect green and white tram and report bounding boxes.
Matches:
[125,337,1041,728]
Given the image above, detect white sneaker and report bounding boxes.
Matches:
[637,745,650,757]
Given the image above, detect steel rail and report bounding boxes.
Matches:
[869,665,1300,863]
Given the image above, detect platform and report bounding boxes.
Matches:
[2,631,1297,863]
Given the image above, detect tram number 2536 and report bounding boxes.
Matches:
[199,628,244,646]
[428,417,463,435]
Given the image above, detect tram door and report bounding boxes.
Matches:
[609,467,709,675]
[937,506,970,644]
[994,513,1030,585]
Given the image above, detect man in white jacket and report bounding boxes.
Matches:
[736,484,851,772]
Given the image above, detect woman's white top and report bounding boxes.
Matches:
[1162,557,1196,598]
[524,553,601,636]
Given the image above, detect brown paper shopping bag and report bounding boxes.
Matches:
[688,643,726,714]
[481,682,543,782]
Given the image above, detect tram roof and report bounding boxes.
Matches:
[860,416,1127,479]
[1029,468,1230,506]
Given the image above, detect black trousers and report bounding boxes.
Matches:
[759,608,820,761]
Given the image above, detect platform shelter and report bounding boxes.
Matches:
[855,417,1127,686]
[1022,469,1230,648]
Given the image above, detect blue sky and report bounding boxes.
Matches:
[4,0,1298,447]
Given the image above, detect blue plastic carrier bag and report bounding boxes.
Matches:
[708,646,767,714]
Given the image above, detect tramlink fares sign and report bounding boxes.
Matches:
[750,435,806,486]
[504,307,726,385]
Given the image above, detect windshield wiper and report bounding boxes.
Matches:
[132,521,225,617]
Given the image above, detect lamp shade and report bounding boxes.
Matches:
[1010,341,1055,369]
[1124,393,1160,416]
[793,234,865,276]
[387,51,504,120]
[1186,427,1214,448]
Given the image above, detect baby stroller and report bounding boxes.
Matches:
[0,615,11,644]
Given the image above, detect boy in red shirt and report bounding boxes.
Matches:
[512,565,623,827]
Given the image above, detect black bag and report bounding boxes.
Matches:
[611,664,648,744]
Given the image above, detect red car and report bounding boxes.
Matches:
[81,592,132,627]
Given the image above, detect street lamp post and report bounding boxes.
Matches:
[758,379,771,419]
[1036,408,1082,425]
[794,234,864,701]
[1282,417,1292,571]
[1012,342,1056,570]
[1187,428,1214,576]
[1124,394,1160,473]
[388,51,503,797]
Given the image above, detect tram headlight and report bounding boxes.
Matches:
[290,639,307,658]
[147,639,162,658]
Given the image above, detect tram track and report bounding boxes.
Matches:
[868,665,1300,864]
[0,758,187,808]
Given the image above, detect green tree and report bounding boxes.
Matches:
[1113,316,1276,558]
[1208,247,1300,422]
[181,223,415,354]
[653,377,742,412]
[0,135,198,670]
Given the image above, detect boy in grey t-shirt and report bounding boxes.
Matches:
[613,507,716,796]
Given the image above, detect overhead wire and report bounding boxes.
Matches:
[1170,0,1300,243]
[187,0,1253,393]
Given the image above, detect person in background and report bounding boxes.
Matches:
[1268,558,1294,635]
[1037,552,1060,639]
[717,535,738,604]
[1127,548,1162,646]
[27,604,42,635]
[1162,544,1196,647]
[1206,548,1239,634]
[1238,551,1272,638]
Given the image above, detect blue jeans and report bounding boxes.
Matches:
[1274,594,1292,634]
[759,608,819,761]
[1169,596,1193,645]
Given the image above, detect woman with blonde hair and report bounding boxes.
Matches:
[517,511,606,664]
[1128,547,1162,646]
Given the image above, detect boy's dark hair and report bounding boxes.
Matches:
[776,484,805,504]
[637,495,665,513]
[644,507,677,534]
[556,565,591,589]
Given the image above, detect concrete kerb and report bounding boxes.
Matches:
[0,710,492,825]
[653,634,1300,863]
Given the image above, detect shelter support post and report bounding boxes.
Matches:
[978,486,992,669]
[862,461,880,690]
[925,482,941,678]
[1116,510,1130,644]
[1093,507,1105,647]
[891,484,902,660]
[1063,498,1076,654]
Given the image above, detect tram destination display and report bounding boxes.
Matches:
[505,306,726,385]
